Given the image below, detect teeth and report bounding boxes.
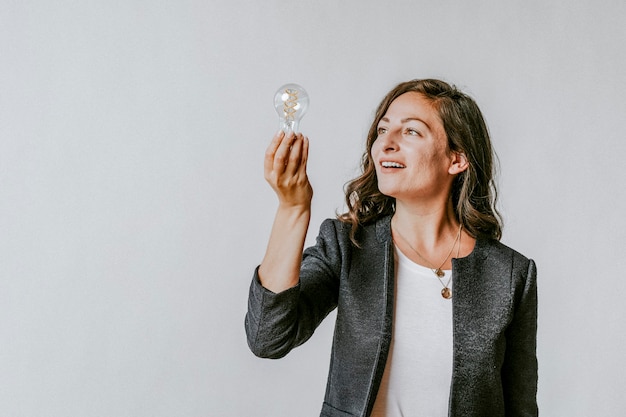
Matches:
[381,161,405,168]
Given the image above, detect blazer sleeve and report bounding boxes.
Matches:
[244,219,345,359]
[502,258,538,417]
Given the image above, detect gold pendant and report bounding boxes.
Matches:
[441,287,452,299]
[435,268,445,278]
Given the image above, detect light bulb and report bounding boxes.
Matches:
[274,83,309,132]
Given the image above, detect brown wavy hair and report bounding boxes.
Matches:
[339,79,502,243]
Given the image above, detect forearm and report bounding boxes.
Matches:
[258,204,310,293]
[245,267,302,358]
[247,218,342,359]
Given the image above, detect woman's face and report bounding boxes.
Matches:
[371,92,458,204]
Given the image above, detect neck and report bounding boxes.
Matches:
[392,199,460,247]
[391,198,476,268]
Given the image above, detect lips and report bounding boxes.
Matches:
[380,161,406,168]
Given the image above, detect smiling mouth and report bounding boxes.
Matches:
[381,161,406,168]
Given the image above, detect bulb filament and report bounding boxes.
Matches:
[283,88,299,122]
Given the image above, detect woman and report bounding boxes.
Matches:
[245,79,538,417]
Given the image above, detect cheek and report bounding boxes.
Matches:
[370,140,381,156]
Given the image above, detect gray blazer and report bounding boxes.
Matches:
[246,216,538,417]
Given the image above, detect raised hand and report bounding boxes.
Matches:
[264,130,313,209]
[259,130,313,293]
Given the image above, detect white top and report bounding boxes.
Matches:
[370,245,454,417]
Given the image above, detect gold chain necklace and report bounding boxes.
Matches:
[393,223,462,299]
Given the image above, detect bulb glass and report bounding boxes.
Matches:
[273,83,309,132]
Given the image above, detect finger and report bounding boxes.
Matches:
[264,130,285,175]
[284,133,304,177]
[297,136,309,177]
[273,130,297,173]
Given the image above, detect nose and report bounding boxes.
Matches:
[380,131,399,152]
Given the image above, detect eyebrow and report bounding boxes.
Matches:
[380,116,432,130]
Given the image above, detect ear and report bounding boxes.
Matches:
[449,152,469,175]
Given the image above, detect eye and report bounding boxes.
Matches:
[377,126,388,135]
[406,128,422,137]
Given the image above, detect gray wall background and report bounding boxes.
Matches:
[2,0,625,416]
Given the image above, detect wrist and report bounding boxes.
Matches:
[276,202,311,218]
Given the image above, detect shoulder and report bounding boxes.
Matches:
[317,216,389,239]
[482,239,533,265]
[478,239,537,287]
[317,215,391,246]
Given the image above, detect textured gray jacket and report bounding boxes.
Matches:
[245,216,538,417]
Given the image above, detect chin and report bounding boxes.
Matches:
[376,185,399,199]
